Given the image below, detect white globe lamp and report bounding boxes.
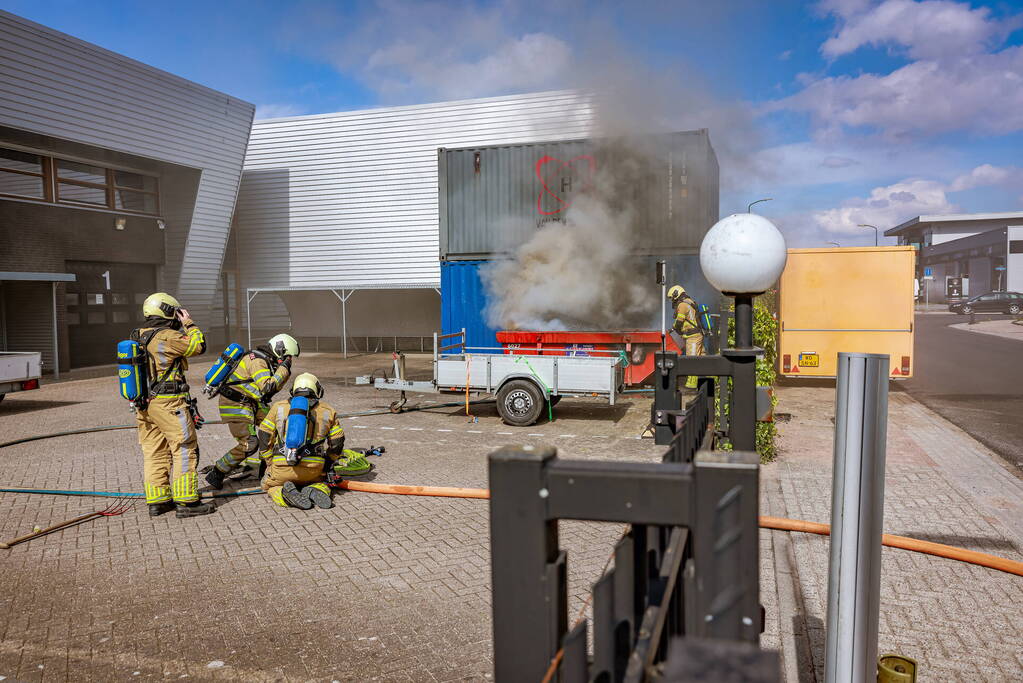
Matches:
[699,213,787,295]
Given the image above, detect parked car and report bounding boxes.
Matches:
[948,291,1023,315]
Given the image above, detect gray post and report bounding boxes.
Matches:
[825,352,889,683]
[51,281,59,379]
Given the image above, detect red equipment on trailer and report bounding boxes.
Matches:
[495,330,684,387]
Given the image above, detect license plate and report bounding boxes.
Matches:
[798,353,819,368]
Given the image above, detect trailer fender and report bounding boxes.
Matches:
[495,373,551,399]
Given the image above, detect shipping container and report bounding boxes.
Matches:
[441,254,720,353]
[438,130,718,261]
[778,247,916,378]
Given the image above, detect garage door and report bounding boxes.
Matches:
[66,261,156,368]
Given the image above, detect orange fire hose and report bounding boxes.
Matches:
[335,482,1023,577]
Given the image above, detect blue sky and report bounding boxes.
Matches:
[3,0,1022,246]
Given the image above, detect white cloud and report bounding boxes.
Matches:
[949,163,1023,191]
[254,103,307,119]
[809,163,1022,237]
[821,0,1003,60]
[774,45,1023,139]
[366,31,572,100]
[812,178,957,236]
[817,0,874,19]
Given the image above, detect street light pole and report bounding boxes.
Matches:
[827,241,841,248]
[747,197,773,213]
[858,223,879,247]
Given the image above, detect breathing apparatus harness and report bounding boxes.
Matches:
[120,319,204,428]
[206,346,282,405]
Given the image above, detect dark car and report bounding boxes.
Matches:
[949,291,1023,315]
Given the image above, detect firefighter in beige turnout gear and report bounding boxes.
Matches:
[132,293,214,518]
[668,285,705,389]
[204,334,298,489]
[256,373,346,510]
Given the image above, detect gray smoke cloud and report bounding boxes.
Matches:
[481,138,664,331]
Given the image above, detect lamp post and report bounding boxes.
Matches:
[747,197,773,213]
[656,214,788,450]
[858,223,879,246]
[827,241,841,248]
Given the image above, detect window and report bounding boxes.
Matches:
[86,293,105,305]
[0,147,45,199]
[0,146,159,215]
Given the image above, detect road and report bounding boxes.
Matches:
[901,313,1023,470]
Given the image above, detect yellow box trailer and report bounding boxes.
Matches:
[778,246,915,378]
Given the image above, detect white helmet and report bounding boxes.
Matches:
[267,333,300,359]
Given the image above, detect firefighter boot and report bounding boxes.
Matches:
[304,482,333,509]
[148,501,175,517]
[204,467,227,490]
[281,481,313,510]
[175,500,216,518]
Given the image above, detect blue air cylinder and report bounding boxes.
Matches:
[117,340,147,402]
[203,343,245,397]
[284,395,310,465]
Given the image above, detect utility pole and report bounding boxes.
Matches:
[858,223,879,246]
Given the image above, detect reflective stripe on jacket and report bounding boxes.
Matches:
[672,299,701,336]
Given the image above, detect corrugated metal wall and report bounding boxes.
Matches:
[440,130,719,259]
[237,91,595,291]
[0,11,254,323]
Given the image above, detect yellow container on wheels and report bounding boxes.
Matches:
[778,247,916,379]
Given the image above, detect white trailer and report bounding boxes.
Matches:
[356,330,623,426]
[0,351,43,402]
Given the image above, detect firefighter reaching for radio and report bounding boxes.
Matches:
[667,285,706,389]
[254,373,371,510]
[123,293,212,518]
[203,334,299,490]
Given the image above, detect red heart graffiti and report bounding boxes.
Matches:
[535,155,596,216]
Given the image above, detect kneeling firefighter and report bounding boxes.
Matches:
[255,373,368,509]
[203,334,299,489]
[667,285,706,389]
[123,293,213,518]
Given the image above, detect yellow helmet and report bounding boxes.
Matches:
[667,285,686,301]
[291,372,324,398]
[268,333,300,359]
[142,292,181,319]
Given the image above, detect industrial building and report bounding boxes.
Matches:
[234,91,597,351]
[0,11,254,372]
[885,212,1023,302]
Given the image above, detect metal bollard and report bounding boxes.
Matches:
[825,352,890,683]
[969,310,976,325]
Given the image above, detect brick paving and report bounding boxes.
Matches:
[765,385,1023,682]
[0,353,1021,681]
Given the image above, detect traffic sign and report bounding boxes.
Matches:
[923,267,932,277]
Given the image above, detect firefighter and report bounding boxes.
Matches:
[255,373,349,510]
[204,334,299,489]
[132,293,214,518]
[667,285,705,389]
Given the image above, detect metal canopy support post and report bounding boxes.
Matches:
[330,289,355,358]
[51,281,59,379]
[825,352,889,683]
[246,290,259,351]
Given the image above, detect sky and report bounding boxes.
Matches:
[2,0,1022,247]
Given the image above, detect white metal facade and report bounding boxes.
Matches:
[237,90,595,291]
[0,11,254,320]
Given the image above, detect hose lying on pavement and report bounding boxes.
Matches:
[1,483,1020,577]
[0,399,497,450]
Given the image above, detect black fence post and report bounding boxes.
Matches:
[488,445,562,681]
[653,351,680,446]
[691,449,761,642]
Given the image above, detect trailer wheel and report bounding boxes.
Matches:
[497,379,545,427]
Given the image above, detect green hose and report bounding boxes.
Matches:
[513,356,554,423]
[0,486,263,499]
[0,400,496,450]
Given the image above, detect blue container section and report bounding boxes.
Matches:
[440,261,498,351]
[440,256,719,354]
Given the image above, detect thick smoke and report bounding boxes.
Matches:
[481,136,667,331]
